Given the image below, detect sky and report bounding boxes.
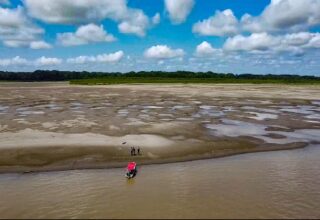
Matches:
[0,0,320,75]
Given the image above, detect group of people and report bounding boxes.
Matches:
[130,147,140,156]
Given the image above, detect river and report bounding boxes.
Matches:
[0,145,320,219]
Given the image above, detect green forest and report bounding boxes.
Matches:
[0,70,319,84]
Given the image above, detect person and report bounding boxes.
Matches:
[137,147,140,155]
[132,147,136,156]
[130,147,133,156]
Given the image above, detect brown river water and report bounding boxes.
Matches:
[0,145,320,219]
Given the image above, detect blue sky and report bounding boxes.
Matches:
[0,0,319,75]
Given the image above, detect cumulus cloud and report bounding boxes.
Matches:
[118,10,149,37]
[193,9,239,36]
[307,34,320,48]
[223,32,320,54]
[30,40,52,49]
[1,52,124,68]
[35,56,62,66]
[3,40,28,47]
[144,45,184,59]
[0,6,44,48]
[57,23,116,46]
[66,56,95,64]
[24,0,126,24]
[263,0,320,30]
[95,51,124,63]
[165,0,194,24]
[241,0,320,33]
[152,13,160,25]
[195,41,221,57]
[67,51,124,64]
[1,56,62,67]
[24,0,156,37]
[224,33,277,52]
[191,1,320,37]
[0,56,28,66]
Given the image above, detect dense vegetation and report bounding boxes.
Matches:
[0,70,319,84]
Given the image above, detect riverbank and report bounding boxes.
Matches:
[0,128,307,173]
[0,82,319,173]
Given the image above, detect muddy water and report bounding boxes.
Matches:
[0,145,319,219]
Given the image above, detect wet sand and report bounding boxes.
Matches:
[0,82,319,173]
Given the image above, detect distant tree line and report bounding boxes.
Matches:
[0,70,319,82]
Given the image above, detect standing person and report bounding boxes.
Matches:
[137,147,140,155]
[132,147,136,156]
[130,147,133,156]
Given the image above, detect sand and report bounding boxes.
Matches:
[0,82,319,173]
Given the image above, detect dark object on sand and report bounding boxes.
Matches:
[130,147,136,156]
[131,147,136,156]
[122,142,126,145]
[126,162,137,179]
[137,147,141,155]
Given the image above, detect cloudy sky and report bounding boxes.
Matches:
[0,0,320,75]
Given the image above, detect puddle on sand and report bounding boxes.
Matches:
[246,112,278,121]
[176,118,194,121]
[19,111,45,115]
[16,107,45,116]
[280,105,317,115]
[0,105,9,114]
[305,114,320,120]
[70,102,83,110]
[241,106,280,114]
[312,101,320,106]
[143,106,164,109]
[222,106,236,112]
[205,119,320,145]
[172,105,191,110]
[0,105,9,111]
[117,109,129,117]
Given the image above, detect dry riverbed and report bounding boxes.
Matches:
[0,82,319,173]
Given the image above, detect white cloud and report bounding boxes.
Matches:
[191,1,320,38]
[30,40,52,49]
[0,56,28,66]
[240,14,264,33]
[96,51,124,63]
[0,6,44,47]
[1,52,126,68]
[3,40,29,47]
[0,6,25,27]
[224,33,277,52]
[144,45,184,59]
[241,0,320,33]
[67,51,124,64]
[165,0,194,24]
[195,41,221,57]
[193,9,239,36]
[66,56,96,64]
[35,56,62,66]
[158,60,164,65]
[152,13,160,25]
[57,23,116,46]
[223,32,320,54]
[24,0,155,37]
[263,0,320,30]
[118,10,149,37]
[24,0,127,24]
[307,34,320,48]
